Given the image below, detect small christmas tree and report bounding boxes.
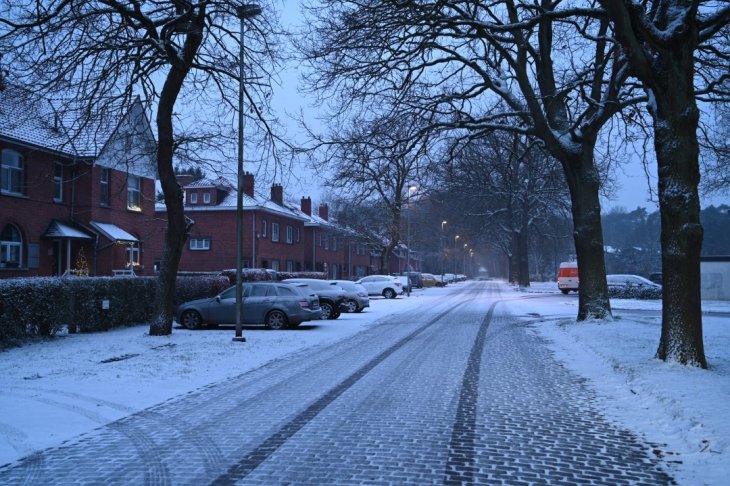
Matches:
[74,247,89,276]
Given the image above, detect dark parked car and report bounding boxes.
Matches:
[175,282,321,330]
[607,274,662,299]
[282,278,348,319]
[330,280,370,313]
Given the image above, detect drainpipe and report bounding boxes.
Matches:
[251,211,256,268]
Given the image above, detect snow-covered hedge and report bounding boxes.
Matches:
[608,286,662,300]
[0,275,230,344]
[218,269,327,285]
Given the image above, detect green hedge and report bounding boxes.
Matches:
[0,275,230,345]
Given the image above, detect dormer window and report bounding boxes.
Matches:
[203,192,211,204]
[190,193,198,204]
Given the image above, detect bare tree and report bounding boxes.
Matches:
[300,0,642,320]
[599,1,730,367]
[319,113,431,273]
[441,133,570,287]
[0,0,281,335]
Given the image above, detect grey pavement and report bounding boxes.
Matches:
[0,282,674,485]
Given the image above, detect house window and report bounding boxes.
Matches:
[100,168,110,206]
[332,237,338,251]
[53,162,63,202]
[262,219,267,238]
[286,225,293,244]
[286,260,294,272]
[127,175,142,211]
[125,242,140,269]
[1,149,24,195]
[203,192,211,204]
[190,193,198,204]
[272,223,280,242]
[1,224,23,268]
[189,238,211,250]
[271,260,280,271]
[296,227,300,242]
[323,235,329,250]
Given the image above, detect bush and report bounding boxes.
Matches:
[219,269,328,285]
[0,274,229,344]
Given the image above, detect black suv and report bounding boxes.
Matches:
[282,278,348,320]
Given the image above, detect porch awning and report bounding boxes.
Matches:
[43,220,94,240]
[88,221,138,243]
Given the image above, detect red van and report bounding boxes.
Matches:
[557,261,579,294]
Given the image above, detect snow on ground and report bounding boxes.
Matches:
[508,282,730,486]
[1,281,728,486]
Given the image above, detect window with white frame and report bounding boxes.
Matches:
[53,162,63,202]
[0,224,22,268]
[323,234,329,250]
[286,260,294,272]
[203,192,211,204]
[272,222,280,242]
[332,237,337,251]
[100,168,110,206]
[296,227,300,242]
[127,175,141,211]
[189,237,211,250]
[190,192,198,204]
[262,219,267,238]
[271,260,280,271]
[286,225,293,244]
[1,149,24,195]
[125,242,140,269]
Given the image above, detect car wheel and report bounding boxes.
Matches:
[180,309,203,329]
[344,299,358,313]
[560,289,569,295]
[265,310,288,330]
[383,288,396,299]
[330,311,341,320]
[355,307,364,313]
[320,302,334,320]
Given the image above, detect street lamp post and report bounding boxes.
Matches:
[405,185,417,296]
[454,235,460,274]
[234,3,262,343]
[463,243,468,275]
[440,221,447,279]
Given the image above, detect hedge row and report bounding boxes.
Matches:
[219,269,328,285]
[0,275,230,344]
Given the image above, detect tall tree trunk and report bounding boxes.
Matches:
[651,53,706,368]
[563,151,612,320]
[149,67,189,336]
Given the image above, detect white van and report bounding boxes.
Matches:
[557,261,579,294]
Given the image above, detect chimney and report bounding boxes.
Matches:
[301,197,312,216]
[243,172,254,198]
[319,203,329,221]
[271,183,284,205]
[176,174,194,188]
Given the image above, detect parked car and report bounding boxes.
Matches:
[392,275,411,293]
[282,278,348,319]
[356,275,403,299]
[557,261,579,294]
[403,272,423,289]
[421,273,438,288]
[443,273,457,284]
[607,274,662,299]
[330,280,370,313]
[175,282,321,330]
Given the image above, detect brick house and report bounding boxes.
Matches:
[165,172,376,278]
[0,89,159,277]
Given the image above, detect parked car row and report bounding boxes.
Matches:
[175,273,462,330]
